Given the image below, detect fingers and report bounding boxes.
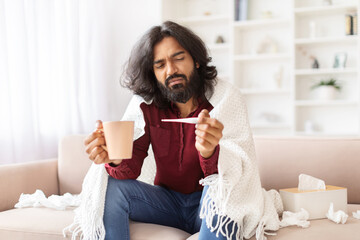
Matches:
[84,120,109,164]
[195,110,224,158]
[93,149,111,164]
[84,131,102,146]
[195,127,219,146]
[196,110,224,141]
[89,145,105,161]
[195,135,214,151]
[197,110,224,130]
[84,119,104,146]
[95,120,103,130]
[195,130,218,156]
[195,122,223,141]
[85,135,106,155]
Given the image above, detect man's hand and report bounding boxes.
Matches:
[84,120,122,165]
[195,109,224,159]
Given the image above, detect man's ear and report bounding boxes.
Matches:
[196,62,200,68]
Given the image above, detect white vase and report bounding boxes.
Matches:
[317,86,337,100]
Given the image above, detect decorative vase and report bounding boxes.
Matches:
[317,86,337,100]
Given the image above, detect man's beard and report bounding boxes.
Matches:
[157,69,202,104]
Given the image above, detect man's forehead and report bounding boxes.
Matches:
[153,37,187,60]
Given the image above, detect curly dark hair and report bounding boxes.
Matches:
[121,21,217,109]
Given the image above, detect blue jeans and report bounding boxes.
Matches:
[103,176,236,240]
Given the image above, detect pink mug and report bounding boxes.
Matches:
[102,121,134,160]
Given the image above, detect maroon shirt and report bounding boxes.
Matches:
[105,99,219,194]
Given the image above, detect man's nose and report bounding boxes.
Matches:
[166,61,178,76]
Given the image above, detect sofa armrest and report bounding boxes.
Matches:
[0,158,59,212]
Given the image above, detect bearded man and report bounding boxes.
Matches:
[80,21,282,240]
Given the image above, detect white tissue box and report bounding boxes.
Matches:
[280,185,347,220]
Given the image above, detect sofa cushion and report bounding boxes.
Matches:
[0,208,76,240]
[130,221,191,240]
[254,137,360,203]
[0,207,192,240]
[58,135,92,195]
[187,205,360,240]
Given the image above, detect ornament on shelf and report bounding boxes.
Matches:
[257,112,282,123]
[215,35,225,44]
[273,65,284,89]
[261,10,273,19]
[256,35,278,54]
[304,120,315,133]
[333,52,347,69]
[322,0,332,6]
[298,46,320,69]
[310,56,320,69]
[310,77,341,100]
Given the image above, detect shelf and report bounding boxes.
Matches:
[179,15,230,24]
[251,123,292,129]
[295,100,358,106]
[294,4,358,16]
[295,35,358,45]
[295,131,359,136]
[234,53,291,61]
[207,43,230,51]
[241,89,291,95]
[233,18,291,29]
[295,68,358,76]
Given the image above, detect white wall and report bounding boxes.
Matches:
[94,0,162,123]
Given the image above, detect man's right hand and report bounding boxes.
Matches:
[84,120,122,165]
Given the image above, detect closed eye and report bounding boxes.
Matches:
[155,64,164,69]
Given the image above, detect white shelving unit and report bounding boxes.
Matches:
[161,0,360,136]
[293,0,359,136]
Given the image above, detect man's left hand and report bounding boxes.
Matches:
[195,109,224,159]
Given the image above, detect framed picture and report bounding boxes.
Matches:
[333,52,347,68]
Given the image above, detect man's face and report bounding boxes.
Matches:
[153,36,199,103]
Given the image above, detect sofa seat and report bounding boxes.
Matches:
[1,205,359,240]
[0,208,75,240]
[187,204,360,240]
[0,207,192,240]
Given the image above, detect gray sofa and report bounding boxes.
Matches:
[0,135,359,239]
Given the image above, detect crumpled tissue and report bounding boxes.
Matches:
[326,202,348,224]
[353,210,360,219]
[280,208,310,228]
[298,173,326,191]
[14,189,81,211]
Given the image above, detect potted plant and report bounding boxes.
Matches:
[310,78,341,100]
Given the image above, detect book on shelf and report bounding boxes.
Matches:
[352,13,357,35]
[235,0,248,21]
[345,12,358,35]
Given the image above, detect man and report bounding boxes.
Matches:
[85,21,227,239]
[80,21,281,240]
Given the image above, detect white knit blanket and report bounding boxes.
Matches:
[64,79,283,240]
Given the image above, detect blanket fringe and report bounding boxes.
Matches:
[200,174,243,240]
[63,219,105,240]
[63,164,108,240]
